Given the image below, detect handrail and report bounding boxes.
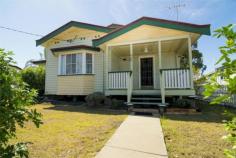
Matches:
[108,70,132,73]
[160,68,189,72]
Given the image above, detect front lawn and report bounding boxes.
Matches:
[12,103,127,158]
[161,103,236,158]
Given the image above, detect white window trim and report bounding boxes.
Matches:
[58,55,61,75]
[92,53,94,74]
[85,52,93,74]
[58,51,94,75]
[82,53,86,74]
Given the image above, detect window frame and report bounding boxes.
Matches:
[86,53,93,74]
[58,51,94,75]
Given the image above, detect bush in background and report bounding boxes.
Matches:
[0,49,42,157]
[174,99,192,108]
[85,93,126,109]
[21,66,45,97]
[85,92,106,107]
[110,98,125,109]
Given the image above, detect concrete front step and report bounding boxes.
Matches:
[131,97,162,101]
[129,102,161,105]
[132,108,160,113]
[126,102,168,106]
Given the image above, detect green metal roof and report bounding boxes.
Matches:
[36,21,112,46]
[36,17,211,47]
[93,17,211,46]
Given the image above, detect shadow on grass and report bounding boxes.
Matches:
[163,102,236,124]
[42,101,128,116]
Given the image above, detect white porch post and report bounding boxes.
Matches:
[158,41,165,104]
[127,44,133,103]
[130,44,133,72]
[106,46,111,91]
[188,36,194,89]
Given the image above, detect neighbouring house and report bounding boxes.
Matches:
[36,16,210,105]
[25,59,46,68]
[31,59,46,66]
[10,64,22,71]
[196,66,236,106]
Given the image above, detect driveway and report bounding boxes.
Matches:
[96,115,168,158]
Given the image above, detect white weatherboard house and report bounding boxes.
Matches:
[36,17,210,105]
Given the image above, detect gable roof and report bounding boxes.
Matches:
[93,17,211,46]
[36,21,113,46]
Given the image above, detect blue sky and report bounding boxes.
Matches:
[0,0,235,73]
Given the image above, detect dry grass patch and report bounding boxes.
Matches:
[12,103,127,158]
[161,104,236,158]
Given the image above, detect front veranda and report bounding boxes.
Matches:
[106,37,195,103]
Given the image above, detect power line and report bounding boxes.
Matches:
[0,25,66,41]
[0,24,102,43]
[0,25,43,37]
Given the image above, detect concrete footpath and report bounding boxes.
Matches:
[96,115,168,158]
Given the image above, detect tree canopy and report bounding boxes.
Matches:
[21,66,45,97]
[0,49,42,157]
[203,24,236,158]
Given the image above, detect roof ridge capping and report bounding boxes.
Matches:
[93,16,211,47]
[36,20,113,46]
[107,23,124,27]
[141,16,210,28]
[70,20,111,29]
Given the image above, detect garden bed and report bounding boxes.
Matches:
[166,108,200,114]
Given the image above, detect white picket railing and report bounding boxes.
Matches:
[162,69,191,89]
[108,71,132,89]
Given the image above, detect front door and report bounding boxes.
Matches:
[140,57,153,89]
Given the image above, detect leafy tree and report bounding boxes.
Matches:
[192,49,207,77]
[21,66,45,96]
[203,24,236,157]
[0,49,42,157]
[180,49,206,79]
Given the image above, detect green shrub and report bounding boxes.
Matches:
[85,92,105,107]
[0,49,42,157]
[174,99,192,108]
[203,24,236,158]
[110,99,125,109]
[21,66,45,96]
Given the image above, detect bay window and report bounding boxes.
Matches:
[59,52,93,75]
